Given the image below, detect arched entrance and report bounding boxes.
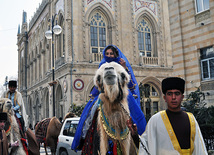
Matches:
[140,83,160,119]
[56,85,63,118]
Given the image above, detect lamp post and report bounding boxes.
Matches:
[45,14,62,116]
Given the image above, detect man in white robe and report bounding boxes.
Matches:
[128,77,208,155]
[1,80,28,133]
[138,110,207,154]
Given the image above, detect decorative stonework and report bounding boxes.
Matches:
[73,79,84,91]
[86,0,113,9]
[131,0,159,63]
[82,0,87,60]
[114,0,119,47]
[201,81,214,91]
[156,0,164,66]
[75,94,83,102]
[195,10,210,24]
[131,0,137,62]
[133,0,157,16]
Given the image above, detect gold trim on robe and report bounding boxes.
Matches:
[160,110,195,155]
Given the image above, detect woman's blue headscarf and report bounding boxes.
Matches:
[71,45,146,151]
[100,45,141,104]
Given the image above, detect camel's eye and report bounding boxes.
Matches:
[97,75,101,83]
[121,73,126,81]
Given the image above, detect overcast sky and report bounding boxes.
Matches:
[0,0,42,92]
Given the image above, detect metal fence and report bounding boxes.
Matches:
[204,138,214,151]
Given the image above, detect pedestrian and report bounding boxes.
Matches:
[1,80,28,135]
[0,112,19,155]
[127,77,208,154]
[72,45,147,152]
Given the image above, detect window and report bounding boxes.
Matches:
[63,120,79,137]
[90,12,107,53]
[138,18,152,57]
[153,102,158,113]
[195,0,209,13]
[200,46,214,81]
[141,84,158,97]
[146,101,151,116]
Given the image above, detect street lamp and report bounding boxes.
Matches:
[45,14,62,116]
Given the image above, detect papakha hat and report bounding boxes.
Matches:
[162,77,185,94]
[9,80,17,87]
[0,112,8,121]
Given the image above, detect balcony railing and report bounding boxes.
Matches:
[92,53,103,62]
[91,53,158,66]
[141,56,158,65]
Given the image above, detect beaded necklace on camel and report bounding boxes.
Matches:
[99,101,129,141]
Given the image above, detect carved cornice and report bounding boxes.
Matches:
[29,0,49,30]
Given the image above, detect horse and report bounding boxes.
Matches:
[35,112,76,155]
[0,98,26,155]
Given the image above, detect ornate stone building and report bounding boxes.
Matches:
[17,0,173,126]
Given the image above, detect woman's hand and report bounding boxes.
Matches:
[119,58,126,69]
[126,117,138,136]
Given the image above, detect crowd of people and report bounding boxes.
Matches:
[0,44,209,154]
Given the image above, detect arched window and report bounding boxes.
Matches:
[137,18,153,57]
[90,12,107,54]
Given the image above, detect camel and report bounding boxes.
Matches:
[94,62,137,155]
[35,112,76,155]
[0,98,26,155]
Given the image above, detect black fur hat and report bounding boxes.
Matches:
[162,77,185,94]
[9,80,17,87]
[0,112,7,121]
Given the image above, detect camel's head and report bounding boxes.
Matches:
[0,98,12,113]
[94,62,130,103]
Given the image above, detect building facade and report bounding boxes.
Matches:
[17,0,174,126]
[168,0,214,107]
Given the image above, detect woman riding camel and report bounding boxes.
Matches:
[72,45,147,152]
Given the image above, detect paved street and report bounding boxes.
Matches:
[40,143,51,155]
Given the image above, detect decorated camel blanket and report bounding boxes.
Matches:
[35,118,51,143]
